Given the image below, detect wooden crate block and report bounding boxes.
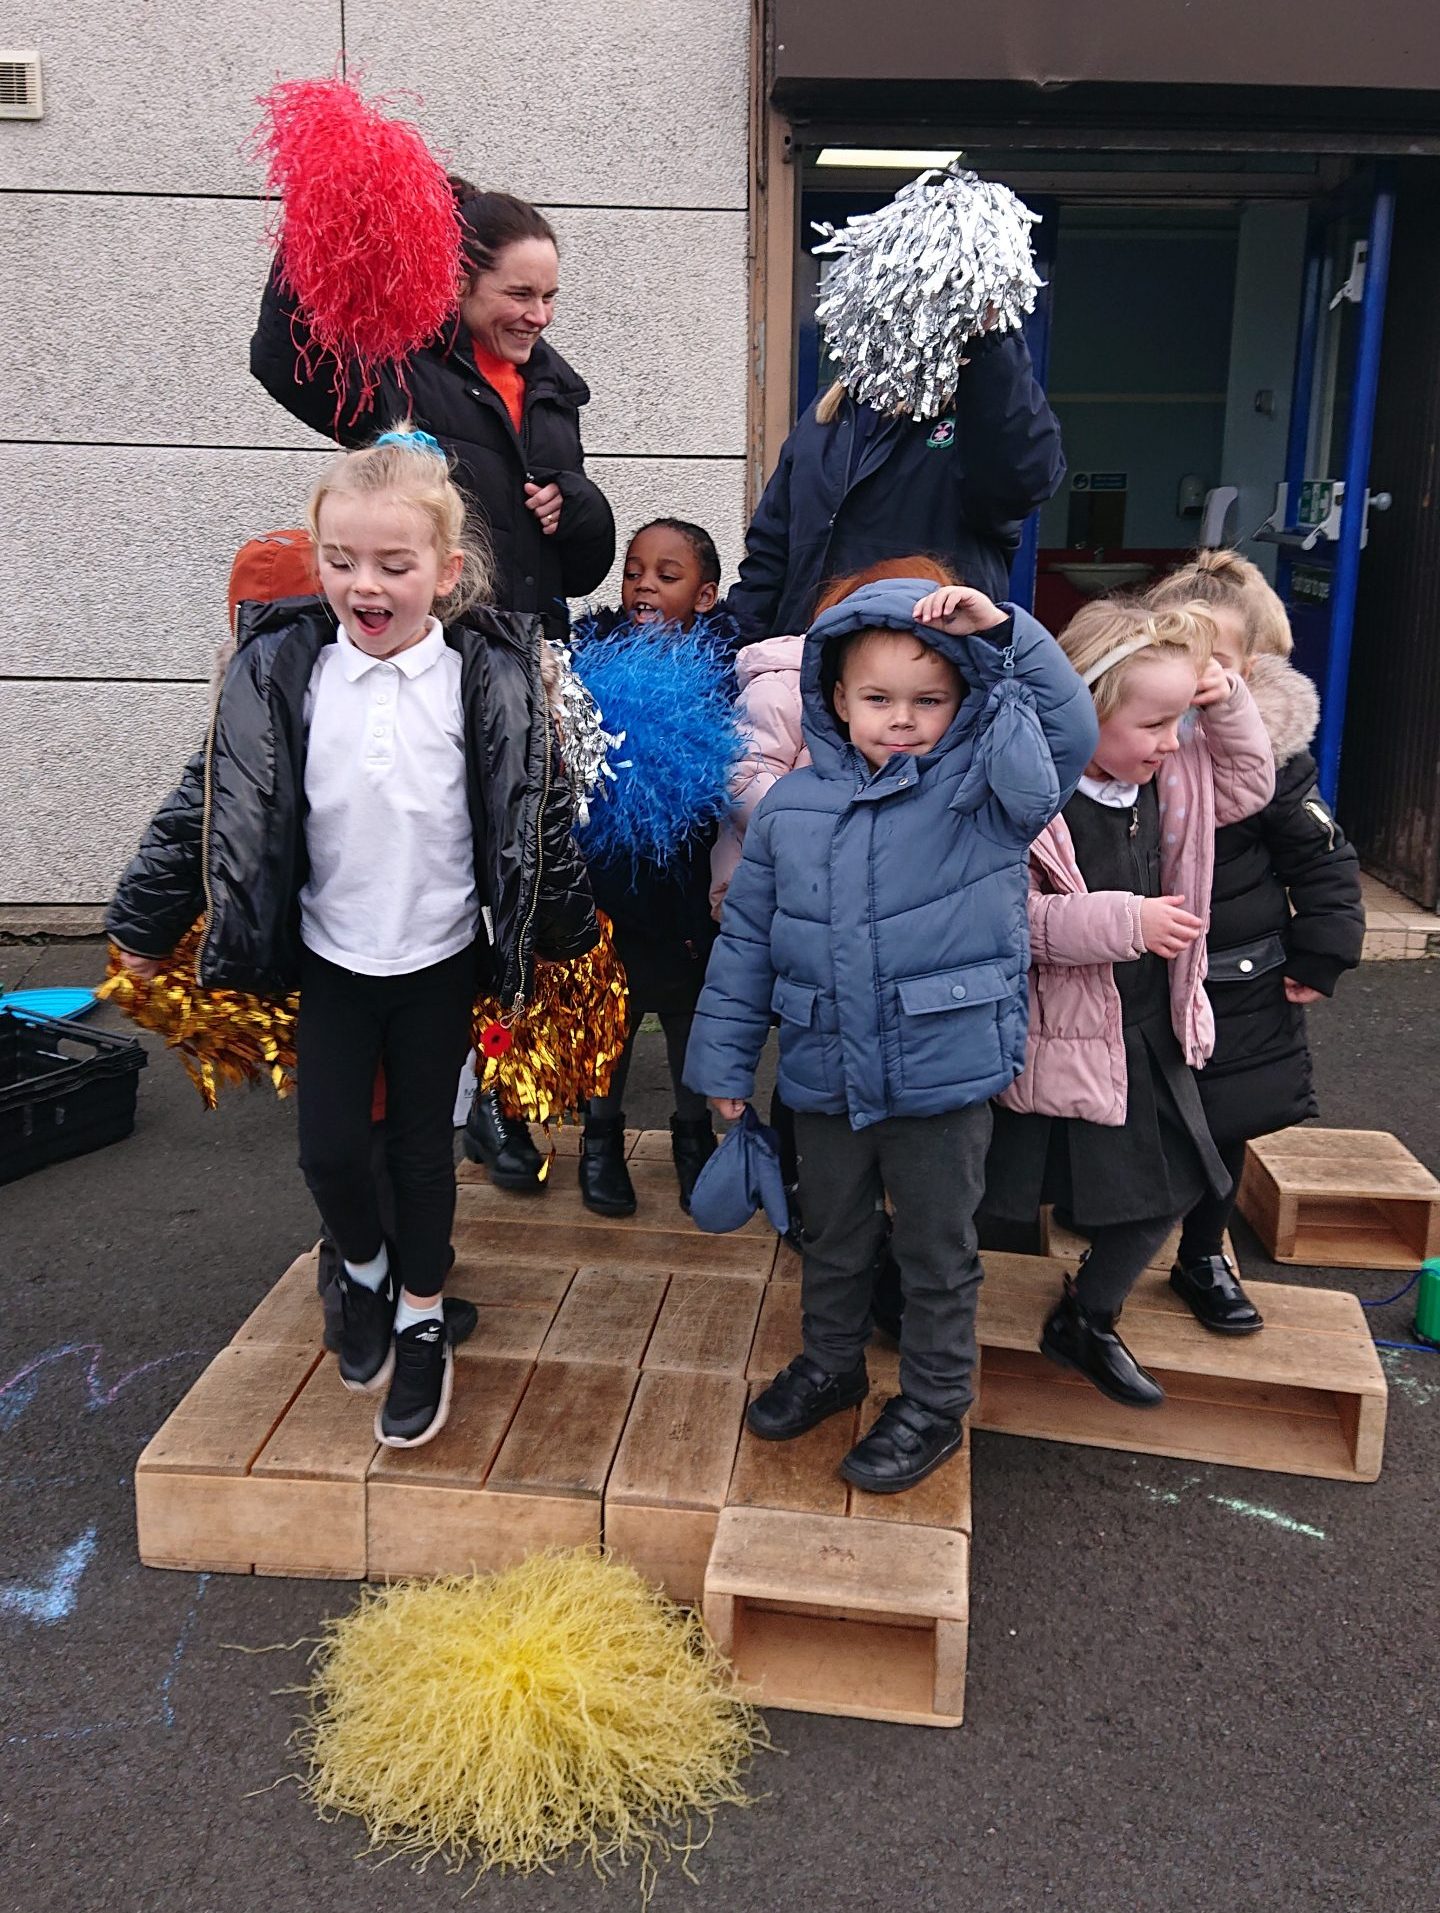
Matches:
[643,1274,765,1376]
[1239,1127,1440,1268]
[539,1267,669,1366]
[228,1249,324,1350]
[974,1252,1387,1482]
[728,1383,856,1517]
[605,1372,748,1602]
[771,1238,803,1284]
[457,1214,778,1278]
[746,1283,802,1380]
[135,1345,320,1571]
[367,1356,535,1578]
[704,1506,968,1727]
[457,1158,773,1240]
[1041,1210,1238,1277]
[249,1362,379,1577]
[445,1256,576,1311]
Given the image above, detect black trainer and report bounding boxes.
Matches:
[578,1115,637,1217]
[337,1262,398,1394]
[841,1394,964,1494]
[442,1297,479,1348]
[464,1088,548,1193]
[377,1316,453,1447]
[746,1353,869,1441]
[1040,1277,1164,1408]
[1169,1253,1264,1334]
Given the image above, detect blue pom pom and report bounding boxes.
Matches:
[571,613,743,873]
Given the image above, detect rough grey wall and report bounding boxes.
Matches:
[1,1,749,903]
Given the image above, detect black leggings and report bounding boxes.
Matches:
[588,1009,708,1123]
[296,943,478,1298]
[1178,1135,1249,1263]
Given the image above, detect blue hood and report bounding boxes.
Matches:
[801,578,1064,840]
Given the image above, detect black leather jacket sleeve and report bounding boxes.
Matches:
[533,761,600,964]
[250,260,382,445]
[1264,757,1367,995]
[551,468,617,599]
[105,744,209,958]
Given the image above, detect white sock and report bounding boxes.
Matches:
[343,1244,389,1291]
[394,1293,444,1335]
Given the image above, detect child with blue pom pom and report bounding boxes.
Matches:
[571,519,743,1217]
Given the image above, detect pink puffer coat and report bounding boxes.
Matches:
[709,633,809,915]
[998,672,1276,1125]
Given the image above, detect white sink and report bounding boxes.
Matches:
[1053,562,1156,596]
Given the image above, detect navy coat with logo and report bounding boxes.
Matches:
[683,583,1097,1129]
[728,332,1064,643]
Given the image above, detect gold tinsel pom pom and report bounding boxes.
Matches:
[98,923,297,1110]
[99,916,630,1120]
[294,1551,764,1896]
[473,912,629,1124]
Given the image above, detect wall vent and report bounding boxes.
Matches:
[0,52,42,120]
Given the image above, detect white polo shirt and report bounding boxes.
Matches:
[299,618,479,976]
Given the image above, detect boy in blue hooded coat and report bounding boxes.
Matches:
[684,576,1097,1492]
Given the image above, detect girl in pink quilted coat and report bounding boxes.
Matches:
[982,596,1275,1408]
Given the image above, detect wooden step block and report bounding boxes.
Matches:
[728,1383,856,1517]
[366,1356,535,1578]
[539,1267,669,1366]
[453,1197,778,1278]
[1041,1210,1239,1277]
[643,1274,764,1376]
[457,1158,773,1238]
[605,1372,748,1601]
[249,1361,378,1577]
[229,1248,324,1349]
[703,1506,968,1727]
[1239,1127,1440,1268]
[974,1252,1387,1482]
[135,1345,320,1572]
[473,1362,638,1556]
[446,1259,575,1361]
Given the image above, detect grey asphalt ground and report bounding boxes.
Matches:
[3,939,1437,1913]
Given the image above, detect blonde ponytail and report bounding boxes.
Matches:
[1147,548,1292,660]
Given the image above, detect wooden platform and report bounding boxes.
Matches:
[1239,1127,1440,1269]
[135,1129,1388,1725]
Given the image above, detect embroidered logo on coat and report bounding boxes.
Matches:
[927,418,956,449]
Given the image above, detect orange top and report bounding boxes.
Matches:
[472,341,525,435]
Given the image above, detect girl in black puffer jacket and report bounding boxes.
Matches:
[1146,552,1366,1331]
[108,430,596,1451]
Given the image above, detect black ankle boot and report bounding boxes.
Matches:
[578,1115,637,1217]
[1170,1253,1264,1334]
[670,1114,717,1213]
[1040,1277,1165,1408]
[464,1087,547,1193]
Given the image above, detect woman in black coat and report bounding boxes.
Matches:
[1148,555,1367,1332]
[251,184,615,641]
[727,331,1064,644]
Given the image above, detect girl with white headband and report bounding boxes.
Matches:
[981,597,1275,1407]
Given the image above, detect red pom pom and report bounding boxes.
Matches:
[252,78,461,423]
[480,1022,514,1060]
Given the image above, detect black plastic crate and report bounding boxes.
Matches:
[0,1008,147,1185]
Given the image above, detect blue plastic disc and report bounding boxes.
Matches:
[0,987,99,1021]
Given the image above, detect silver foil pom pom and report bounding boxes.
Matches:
[812,166,1043,420]
[548,641,624,828]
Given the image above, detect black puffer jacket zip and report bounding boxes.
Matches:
[106,597,597,1000]
[250,266,615,638]
[1197,653,1366,1144]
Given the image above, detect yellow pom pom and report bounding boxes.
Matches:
[296,1551,763,1894]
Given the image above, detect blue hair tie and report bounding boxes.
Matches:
[375,428,447,461]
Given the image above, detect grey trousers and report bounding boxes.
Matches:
[793,1103,992,1419]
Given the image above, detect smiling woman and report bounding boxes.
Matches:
[251,179,615,640]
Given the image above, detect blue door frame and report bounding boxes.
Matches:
[1275,166,1396,805]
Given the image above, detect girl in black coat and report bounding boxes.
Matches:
[251,185,615,641]
[108,431,596,1451]
[1147,552,1366,1331]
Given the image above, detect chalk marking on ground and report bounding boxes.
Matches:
[1379,1349,1440,1407]
[158,1572,212,1728]
[1136,1477,1326,1541]
[0,1342,197,1423]
[0,1524,99,1624]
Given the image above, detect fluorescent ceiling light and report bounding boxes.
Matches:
[815,147,960,170]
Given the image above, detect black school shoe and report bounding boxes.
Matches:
[746,1354,869,1441]
[377,1316,454,1447]
[1169,1253,1264,1334]
[1040,1277,1164,1408]
[578,1115,638,1217]
[337,1263,398,1394]
[840,1394,965,1494]
[464,1087,548,1193]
